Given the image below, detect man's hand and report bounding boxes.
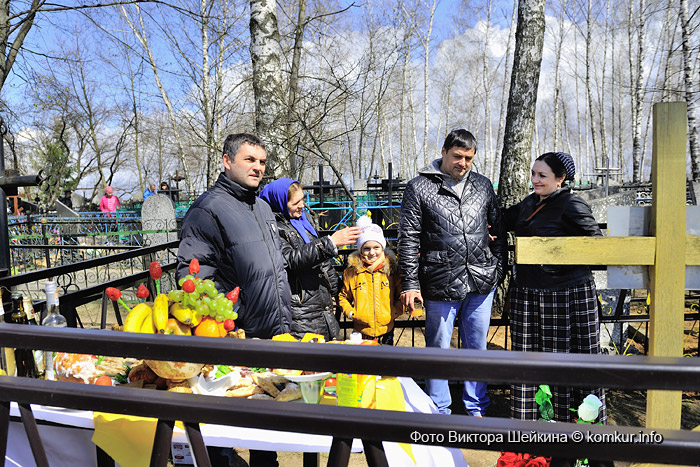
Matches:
[400,290,423,314]
[487,224,497,243]
[330,226,361,247]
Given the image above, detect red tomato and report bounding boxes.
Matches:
[324,377,337,388]
[226,287,240,304]
[189,258,200,275]
[94,376,113,386]
[105,287,121,301]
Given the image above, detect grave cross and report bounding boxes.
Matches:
[514,102,697,431]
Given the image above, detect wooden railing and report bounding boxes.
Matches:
[1,324,700,467]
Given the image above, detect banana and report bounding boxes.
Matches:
[140,315,156,333]
[123,303,153,333]
[152,294,169,333]
[170,302,195,326]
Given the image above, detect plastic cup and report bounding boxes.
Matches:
[299,380,325,404]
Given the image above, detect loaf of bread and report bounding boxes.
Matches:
[226,385,264,397]
[275,383,301,402]
[252,373,281,397]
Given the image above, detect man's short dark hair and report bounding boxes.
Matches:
[442,129,477,153]
[223,133,265,160]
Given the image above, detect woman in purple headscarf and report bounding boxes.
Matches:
[260,178,360,340]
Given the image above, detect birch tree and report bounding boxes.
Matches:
[481,1,495,177]
[552,0,569,150]
[585,0,600,171]
[154,0,246,186]
[250,0,286,175]
[401,0,436,166]
[420,0,437,165]
[397,10,418,177]
[629,0,646,182]
[25,37,135,202]
[680,0,699,179]
[283,0,307,179]
[597,0,610,172]
[497,0,546,207]
[494,0,518,180]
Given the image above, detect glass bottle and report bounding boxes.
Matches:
[9,294,38,378]
[24,297,38,325]
[24,297,45,377]
[9,293,27,325]
[42,281,67,381]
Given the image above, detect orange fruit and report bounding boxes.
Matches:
[194,317,224,338]
[94,375,113,386]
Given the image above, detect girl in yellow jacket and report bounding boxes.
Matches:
[338,216,404,345]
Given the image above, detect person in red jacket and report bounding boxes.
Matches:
[99,186,120,217]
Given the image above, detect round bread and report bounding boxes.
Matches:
[54,353,102,384]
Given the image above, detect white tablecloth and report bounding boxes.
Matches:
[6,377,467,467]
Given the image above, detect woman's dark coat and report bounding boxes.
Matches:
[275,213,341,340]
[504,187,602,290]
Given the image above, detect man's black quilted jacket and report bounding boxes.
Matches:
[398,161,507,300]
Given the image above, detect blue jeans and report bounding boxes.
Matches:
[424,290,495,415]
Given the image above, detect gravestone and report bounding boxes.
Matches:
[607,206,651,288]
[608,205,700,290]
[141,194,177,283]
[70,192,86,209]
[588,191,638,223]
[585,201,637,354]
[55,200,79,219]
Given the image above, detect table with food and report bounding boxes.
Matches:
[4,260,468,467]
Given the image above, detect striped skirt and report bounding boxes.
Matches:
[510,279,607,423]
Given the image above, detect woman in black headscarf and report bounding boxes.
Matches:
[504,152,606,424]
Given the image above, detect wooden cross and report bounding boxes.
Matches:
[6,194,25,215]
[514,102,697,431]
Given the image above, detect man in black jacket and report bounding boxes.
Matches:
[177,133,292,339]
[398,129,506,416]
[177,133,291,467]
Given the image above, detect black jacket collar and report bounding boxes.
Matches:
[530,186,571,206]
[215,172,257,204]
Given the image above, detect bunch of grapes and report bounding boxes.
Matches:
[169,276,239,323]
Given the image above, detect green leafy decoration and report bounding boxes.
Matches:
[114,363,133,384]
[535,385,554,421]
[215,365,232,379]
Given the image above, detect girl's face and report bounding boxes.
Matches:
[287,190,304,219]
[531,160,566,199]
[360,241,383,263]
